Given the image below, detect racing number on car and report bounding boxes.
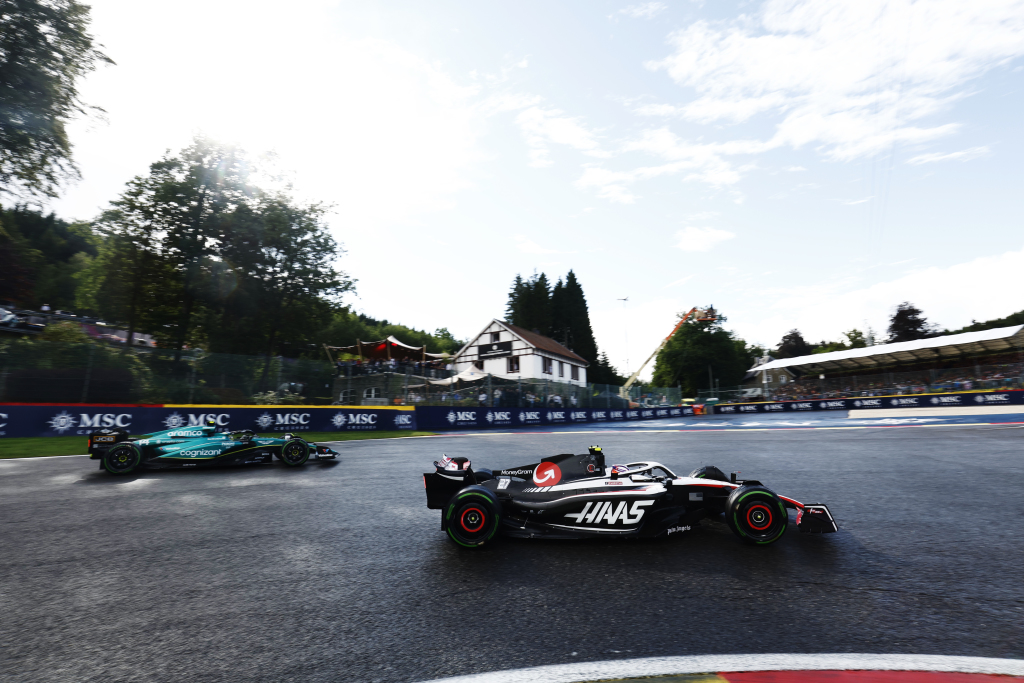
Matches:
[533,462,562,486]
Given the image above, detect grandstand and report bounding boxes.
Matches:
[733,324,1024,402]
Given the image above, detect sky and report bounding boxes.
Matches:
[48,0,1024,380]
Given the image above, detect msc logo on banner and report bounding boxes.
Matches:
[446,411,477,425]
[257,412,311,430]
[48,410,132,434]
[163,412,230,429]
[394,413,413,427]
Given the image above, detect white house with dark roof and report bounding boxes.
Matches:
[452,319,589,386]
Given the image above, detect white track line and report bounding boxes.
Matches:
[416,654,1024,683]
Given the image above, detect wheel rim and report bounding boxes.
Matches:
[746,504,773,530]
[282,442,306,464]
[107,447,137,472]
[460,507,486,533]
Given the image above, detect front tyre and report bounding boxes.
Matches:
[726,485,787,545]
[444,485,500,548]
[279,439,310,467]
[104,443,142,475]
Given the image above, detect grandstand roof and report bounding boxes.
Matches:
[752,325,1024,374]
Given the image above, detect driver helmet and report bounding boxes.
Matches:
[205,417,217,428]
[610,464,630,475]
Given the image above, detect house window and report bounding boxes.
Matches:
[363,387,381,399]
[490,331,500,343]
[338,389,356,404]
[765,375,772,383]
[779,375,787,384]
[542,357,553,374]
[474,360,484,370]
[507,356,520,373]
[571,365,579,380]
[558,361,564,377]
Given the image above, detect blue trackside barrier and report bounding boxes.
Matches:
[0,404,417,438]
[413,406,693,430]
[711,390,1024,415]
[3,391,1021,438]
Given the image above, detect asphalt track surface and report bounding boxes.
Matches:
[2,414,1023,682]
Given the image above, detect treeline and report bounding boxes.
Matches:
[650,311,764,396]
[774,302,1024,359]
[505,272,625,385]
[0,138,462,360]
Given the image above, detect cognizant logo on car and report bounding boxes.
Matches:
[180,449,220,457]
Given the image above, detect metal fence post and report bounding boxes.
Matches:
[80,344,95,403]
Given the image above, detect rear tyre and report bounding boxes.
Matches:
[725,485,787,545]
[688,465,730,482]
[104,443,142,475]
[279,439,310,467]
[444,486,500,548]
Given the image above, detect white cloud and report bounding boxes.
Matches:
[841,196,873,205]
[907,146,991,165]
[514,235,560,254]
[735,245,1024,347]
[516,106,609,167]
[674,226,736,252]
[618,2,668,19]
[664,275,696,288]
[646,0,1024,160]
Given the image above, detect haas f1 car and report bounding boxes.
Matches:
[424,447,836,547]
[88,419,339,475]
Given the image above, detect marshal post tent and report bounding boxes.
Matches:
[326,336,449,362]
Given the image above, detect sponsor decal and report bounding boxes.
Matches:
[665,525,691,535]
[48,411,77,434]
[484,411,512,425]
[163,412,229,429]
[765,404,785,411]
[394,413,413,427]
[570,411,587,421]
[852,399,882,408]
[626,410,640,419]
[533,462,562,486]
[501,468,534,476]
[890,397,919,407]
[0,411,5,435]
[930,396,962,405]
[819,401,846,409]
[563,500,655,525]
[670,408,682,416]
[740,405,758,412]
[497,478,511,490]
[641,410,654,418]
[592,411,607,420]
[656,409,669,417]
[587,464,596,473]
[790,402,814,411]
[179,449,221,458]
[331,412,348,428]
[518,411,541,424]
[688,491,703,501]
[546,411,566,422]
[718,406,737,413]
[256,412,312,430]
[609,410,625,420]
[604,480,624,486]
[975,394,1010,403]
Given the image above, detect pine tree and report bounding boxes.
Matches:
[776,329,813,358]
[562,270,598,364]
[887,302,933,342]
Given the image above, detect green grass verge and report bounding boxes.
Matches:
[0,431,436,459]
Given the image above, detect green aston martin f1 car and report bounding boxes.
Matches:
[88,419,339,475]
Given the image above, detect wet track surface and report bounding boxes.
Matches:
[1,419,1023,682]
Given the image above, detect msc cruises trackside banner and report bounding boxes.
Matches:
[414,406,690,430]
[711,390,1024,415]
[0,405,416,438]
